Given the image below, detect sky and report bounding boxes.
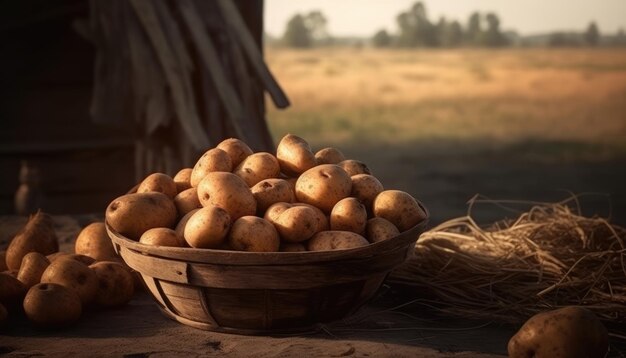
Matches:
[265,0,626,37]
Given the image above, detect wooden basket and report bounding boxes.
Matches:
[107,204,428,334]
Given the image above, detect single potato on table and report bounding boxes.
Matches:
[23,283,82,327]
[75,222,118,261]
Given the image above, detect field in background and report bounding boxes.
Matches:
[265,48,626,225]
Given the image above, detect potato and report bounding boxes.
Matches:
[17,252,50,288]
[191,148,232,187]
[280,243,307,252]
[338,159,372,176]
[106,192,177,241]
[251,179,294,213]
[23,283,81,326]
[330,197,367,235]
[373,190,426,232]
[175,209,199,239]
[0,250,7,271]
[216,138,253,168]
[140,228,184,247]
[307,231,369,251]
[295,164,352,213]
[263,202,293,226]
[228,216,279,252]
[173,168,193,193]
[508,306,609,358]
[41,257,99,304]
[351,174,384,210]
[234,152,281,187]
[315,147,346,165]
[366,217,400,243]
[0,272,26,305]
[275,206,318,243]
[174,187,201,216]
[276,134,317,176]
[75,222,117,262]
[293,203,330,233]
[90,261,135,307]
[48,253,96,266]
[137,173,177,199]
[184,206,231,249]
[197,172,256,221]
[6,211,58,270]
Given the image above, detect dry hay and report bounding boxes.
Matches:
[389,195,626,327]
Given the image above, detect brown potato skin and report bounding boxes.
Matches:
[315,147,346,165]
[351,174,384,211]
[175,209,200,240]
[17,252,50,289]
[228,216,280,252]
[191,148,232,187]
[252,179,295,213]
[106,192,177,241]
[263,202,293,226]
[508,306,609,358]
[234,152,281,187]
[373,190,426,232]
[48,253,96,266]
[174,187,202,217]
[184,206,231,249]
[330,197,368,235]
[366,217,400,243]
[140,228,184,247]
[137,173,177,199]
[307,231,369,251]
[197,172,256,222]
[90,261,135,307]
[216,138,253,168]
[40,257,99,304]
[173,168,193,193]
[275,206,318,243]
[23,283,82,326]
[338,160,372,176]
[75,222,117,262]
[6,211,58,270]
[276,134,317,176]
[293,203,330,234]
[295,164,352,213]
[0,272,27,305]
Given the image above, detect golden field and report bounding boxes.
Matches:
[265,48,626,225]
[266,48,626,148]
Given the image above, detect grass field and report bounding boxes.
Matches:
[265,48,626,225]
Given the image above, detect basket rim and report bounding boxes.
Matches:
[107,202,429,266]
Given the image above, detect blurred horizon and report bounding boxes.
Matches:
[265,0,626,38]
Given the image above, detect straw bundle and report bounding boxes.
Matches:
[389,196,626,326]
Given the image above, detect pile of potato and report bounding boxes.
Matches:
[106,134,427,252]
[0,213,135,327]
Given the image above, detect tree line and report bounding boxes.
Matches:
[279,2,623,48]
